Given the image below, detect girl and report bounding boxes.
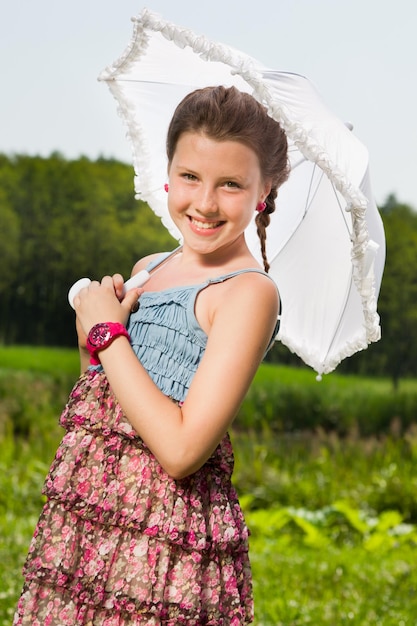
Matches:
[14,85,289,625]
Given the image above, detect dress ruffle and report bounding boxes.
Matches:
[128,287,207,404]
[14,370,253,625]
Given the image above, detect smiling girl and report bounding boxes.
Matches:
[14,86,289,625]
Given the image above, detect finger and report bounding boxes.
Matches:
[94,276,118,300]
[74,282,95,308]
[121,288,144,313]
[112,273,125,300]
[100,275,114,287]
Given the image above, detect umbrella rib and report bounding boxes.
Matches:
[308,167,353,237]
[330,180,352,236]
[321,274,354,368]
[304,163,317,218]
[274,167,353,268]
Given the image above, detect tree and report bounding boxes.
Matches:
[0,154,175,346]
[0,192,20,343]
[366,196,417,387]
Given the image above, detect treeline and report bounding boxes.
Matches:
[0,154,416,385]
[0,153,175,347]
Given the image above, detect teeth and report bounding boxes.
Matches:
[191,218,221,229]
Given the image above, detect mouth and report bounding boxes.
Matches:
[189,216,224,230]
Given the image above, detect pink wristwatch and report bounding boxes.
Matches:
[86,322,130,365]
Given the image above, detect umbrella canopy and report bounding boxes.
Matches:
[99,8,385,377]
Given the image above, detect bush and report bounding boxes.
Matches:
[238,364,417,436]
[0,369,72,441]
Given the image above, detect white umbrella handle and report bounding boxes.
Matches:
[67,270,151,309]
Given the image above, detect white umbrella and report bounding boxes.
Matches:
[98,8,385,378]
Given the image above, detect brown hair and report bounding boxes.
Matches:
[166,85,289,271]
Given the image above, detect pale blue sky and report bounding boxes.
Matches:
[1,0,416,208]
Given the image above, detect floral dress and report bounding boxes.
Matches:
[14,258,277,625]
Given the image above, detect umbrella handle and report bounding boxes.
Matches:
[67,270,151,309]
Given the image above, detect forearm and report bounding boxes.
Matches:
[79,346,90,374]
[76,315,90,373]
[97,338,207,478]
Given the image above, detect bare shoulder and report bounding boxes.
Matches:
[223,270,278,311]
[130,253,164,277]
[211,270,279,340]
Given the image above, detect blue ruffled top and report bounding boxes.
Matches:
[125,251,279,403]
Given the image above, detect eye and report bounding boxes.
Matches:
[182,173,198,181]
[224,181,241,189]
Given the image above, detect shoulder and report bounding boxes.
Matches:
[220,269,278,306]
[208,270,279,344]
[225,270,278,316]
[195,271,278,401]
[131,253,163,277]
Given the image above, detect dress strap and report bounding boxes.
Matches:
[207,267,274,285]
[145,246,183,273]
[146,251,275,287]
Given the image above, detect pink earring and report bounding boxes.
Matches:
[164,183,169,193]
[256,201,266,213]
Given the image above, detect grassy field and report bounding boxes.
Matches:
[1,347,417,625]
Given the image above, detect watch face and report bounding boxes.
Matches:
[88,323,111,348]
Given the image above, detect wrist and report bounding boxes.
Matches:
[86,322,131,365]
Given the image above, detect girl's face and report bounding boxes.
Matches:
[167,131,271,258]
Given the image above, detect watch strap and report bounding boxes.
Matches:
[86,322,130,365]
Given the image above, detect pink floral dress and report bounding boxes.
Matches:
[14,259,275,625]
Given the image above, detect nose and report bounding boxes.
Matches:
[193,183,218,216]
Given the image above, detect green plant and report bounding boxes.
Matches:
[2,349,417,624]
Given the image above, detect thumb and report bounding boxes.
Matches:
[121,288,143,314]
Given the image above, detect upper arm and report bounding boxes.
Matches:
[180,273,279,467]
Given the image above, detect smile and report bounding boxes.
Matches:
[189,217,224,230]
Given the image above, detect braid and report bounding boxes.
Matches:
[255,188,278,272]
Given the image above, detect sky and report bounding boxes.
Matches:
[1,0,416,209]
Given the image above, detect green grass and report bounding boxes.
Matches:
[1,347,417,624]
[232,427,417,522]
[0,345,79,378]
[249,534,417,625]
[0,439,52,625]
[241,363,417,436]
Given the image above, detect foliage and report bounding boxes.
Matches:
[239,362,417,436]
[0,345,79,378]
[248,529,417,624]
[1,350,417,623]
[1,155,417,383]
[339,194,417,385]
[0,153,176,346]
[0,440,53,625]
[232,424,417,523]
[245,500,417,620]
[3,345,417,436]
[370,197,417,386]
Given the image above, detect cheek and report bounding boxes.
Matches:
[168,184,189,206]
[237,202,257,225]
[167,192,189,225]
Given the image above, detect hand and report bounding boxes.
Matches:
[74,274,143,336]
[76,314,88,350]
